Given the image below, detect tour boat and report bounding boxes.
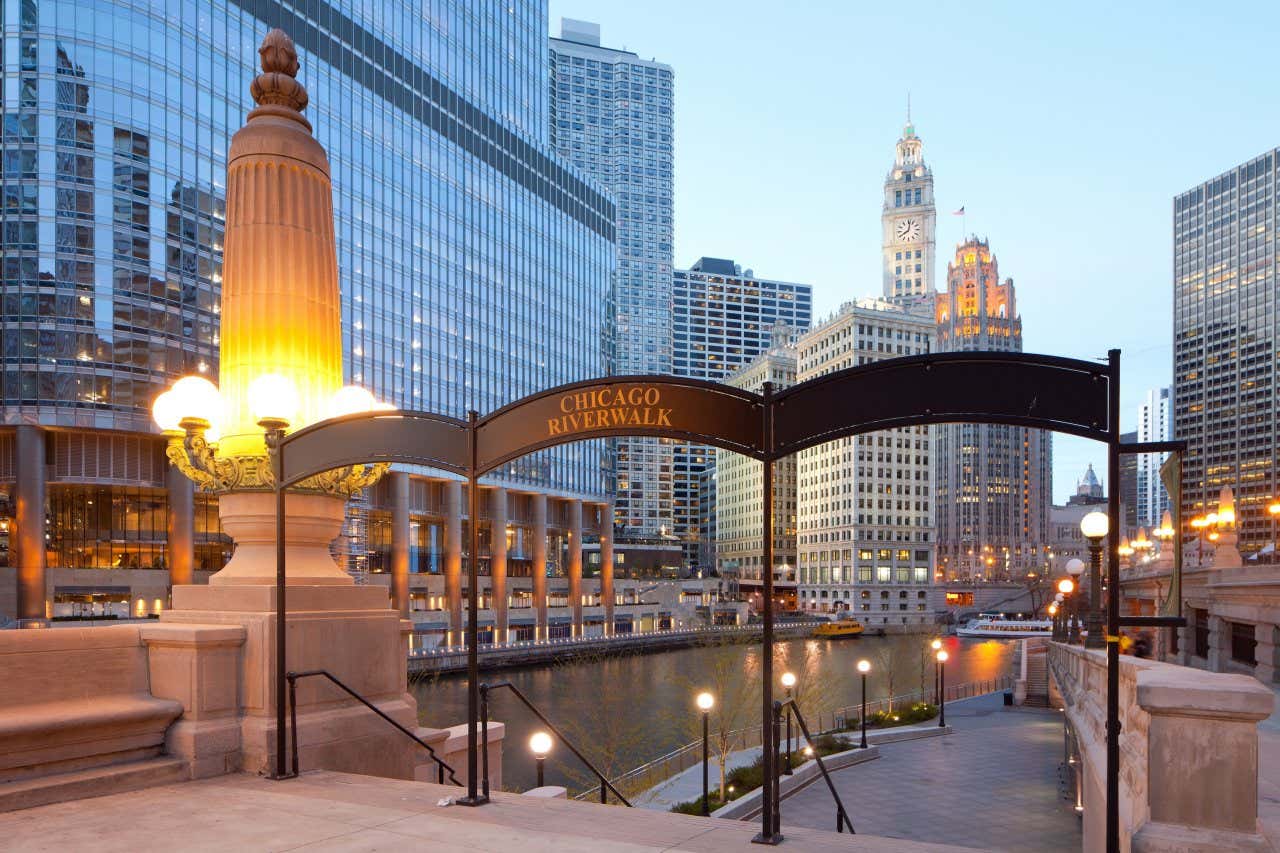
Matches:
[956,617,1053,638]
[813,618,865,639]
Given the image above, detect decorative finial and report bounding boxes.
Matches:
[907,91,912,124]
[250,29,308,114]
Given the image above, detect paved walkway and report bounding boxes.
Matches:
[0,770,975,852]
[782,693,1080,852]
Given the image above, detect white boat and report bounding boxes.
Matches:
[956,617,1053,638]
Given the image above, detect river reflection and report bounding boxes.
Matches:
[414,634,1016,793]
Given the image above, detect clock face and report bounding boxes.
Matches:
[895,218,922,242]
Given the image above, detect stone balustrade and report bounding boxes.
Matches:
[1048,641,1273,851]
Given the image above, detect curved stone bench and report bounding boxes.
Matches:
[0,625,184,783]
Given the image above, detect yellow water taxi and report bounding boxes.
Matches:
[813,618,865,639]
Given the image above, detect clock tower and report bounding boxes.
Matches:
[882,116,937,305]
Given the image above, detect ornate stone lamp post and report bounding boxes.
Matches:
[151,30,429,782]
[1080,510,1109,650]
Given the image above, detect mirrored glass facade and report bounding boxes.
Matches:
[1,0,614,497]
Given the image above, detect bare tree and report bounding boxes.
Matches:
[550,648,652,800]
[676,635,761,802]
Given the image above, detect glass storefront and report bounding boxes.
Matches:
[45,484,229,571]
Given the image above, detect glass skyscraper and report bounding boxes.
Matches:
[549,18,674,541]
[1174,149,1278,556]
[0,0,614,624]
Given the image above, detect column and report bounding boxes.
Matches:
[15,425,47,625]
[166,459,195,587]
[531,493,547,641]
[1207,614,1227,672]
[601,501,615,636]
[391,471,411,618]
[490,487,508,644]
[445,480,463,643]
[1256,622,1278,685]
[568,499,583,637]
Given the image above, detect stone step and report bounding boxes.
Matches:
[0,757,187,813]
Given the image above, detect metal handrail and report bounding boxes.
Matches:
[775,698,856,834]
[480,681,632,806]
[286,669,460,786]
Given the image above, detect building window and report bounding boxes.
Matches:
[1193,608,1209,658]
[1230,621,1257,666]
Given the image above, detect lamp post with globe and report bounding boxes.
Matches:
[1065,558,1085,643]
[1080,511,1109,649]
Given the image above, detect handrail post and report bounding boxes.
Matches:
[480,683,491,800]
[289,673,299,777]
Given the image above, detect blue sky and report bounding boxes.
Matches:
[548,0,1280,502]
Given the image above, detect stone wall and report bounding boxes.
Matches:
[1048,642,1272,851]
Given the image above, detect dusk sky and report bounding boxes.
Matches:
[548,0,1280,503]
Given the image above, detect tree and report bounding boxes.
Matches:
[550,647,652,800]
[676,634,761,802]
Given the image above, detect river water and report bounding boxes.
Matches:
[414,634,1017,794]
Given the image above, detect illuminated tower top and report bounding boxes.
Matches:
[935,237,1022,353]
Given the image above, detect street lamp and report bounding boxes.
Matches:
[1065,558,1085,643]
[696,691,714,815]
[780,672,796,775]
[856,659,871,749]
[930,638,942,703]
[1080,511,1109,649]
[529,731,552,788]
[936,649,949,728]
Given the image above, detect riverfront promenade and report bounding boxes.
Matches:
[785,693,1079,852]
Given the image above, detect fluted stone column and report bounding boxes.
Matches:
[490,487,508,644]
[166,461,195,587]
[601,502,615,636]
[391,471,410,617]
[445,480,463,642]
[568,499,583,637]
[532,494,547,641]
[14,425,46,625]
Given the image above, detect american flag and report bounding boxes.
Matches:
[952,206,965,216]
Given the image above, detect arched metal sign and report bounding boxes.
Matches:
[266,349,1153,848]
[773,352,1111,456]
[277,410,470,486]
[475,375,765,474]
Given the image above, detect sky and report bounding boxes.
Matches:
[547,0,1280,503]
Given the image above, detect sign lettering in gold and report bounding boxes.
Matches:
[547,385,672,436]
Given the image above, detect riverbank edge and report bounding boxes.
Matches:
[409,623,824,677]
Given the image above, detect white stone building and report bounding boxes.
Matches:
[794,298,938,629]
[715,344,799,610]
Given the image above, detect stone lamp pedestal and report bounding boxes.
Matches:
[159,489,442,780]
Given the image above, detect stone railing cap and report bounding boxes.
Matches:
[139,623,248,645]
[1137,667,1274,721]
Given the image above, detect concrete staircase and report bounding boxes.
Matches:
[1021,639,1052,707]
[0,757,187,813]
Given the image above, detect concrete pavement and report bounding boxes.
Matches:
[780,693,1081,852]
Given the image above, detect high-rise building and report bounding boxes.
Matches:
[670,258,812,568]
[1136,387,1173,528]
[1067,464,1107,506]
[1173,148,1278,556]
[716,343,799,610]
[0,1,615,634]
[1120,430,1139,531]
[881,116,937,306]
[934,238,1053,580]
[549,19,675,544]
[795,299,937,629]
